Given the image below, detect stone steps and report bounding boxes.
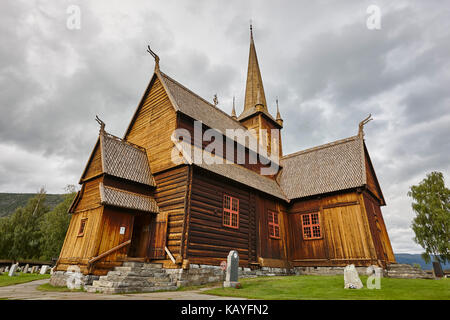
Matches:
[386,264,433,279]
[85,262,178,294]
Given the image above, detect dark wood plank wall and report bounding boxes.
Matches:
[255,194,289,263]
[365,151,383,202]
[362,192,396,264]
[152,165,189,265]
[288,192,380,267]
[187,167,254,266]
[177,115,274,178]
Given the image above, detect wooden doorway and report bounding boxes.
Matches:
[128,214,153,258]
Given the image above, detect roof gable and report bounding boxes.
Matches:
[80,131,156,187]
[279,135,366,199]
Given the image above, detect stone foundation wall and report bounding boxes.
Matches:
[50,271,99,288]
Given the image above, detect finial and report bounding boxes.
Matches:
[358,114,373,137]
[95,115,106,133]
[147,44,160,69]
[275,97,283,127]
[231,96,237,119]
[213,94,219,106]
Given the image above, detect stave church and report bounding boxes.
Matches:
[55,26,395,277]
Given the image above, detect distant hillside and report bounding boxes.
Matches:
[395,253,450,270]
[0,193,65,218]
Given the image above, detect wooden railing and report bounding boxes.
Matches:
[87,240,131,272]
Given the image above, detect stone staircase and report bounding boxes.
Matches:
[85,262,178,294]
[386,264,433,279]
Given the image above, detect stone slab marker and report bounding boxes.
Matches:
[223,250,241,288]
[8,263,19,277]
[30,266,37,274]
[344,264,363,289]
[5,266,9,273]
[23,264,29,274]
[40,265,50,274]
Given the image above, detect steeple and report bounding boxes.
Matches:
[275,98,283,127]
[231,96,237,119]
[242,24,267,113]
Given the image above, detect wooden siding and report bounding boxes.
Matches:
[289,192,379,266]
[152,165,189,264]
[73,177,102,212]
[56,207,104,273]
[256,194,288,262]
[81,140,103,182]
[125,76,178,174]
[362,192,396,264]
[365,151,382,202]
[187,167,254,266]
[177,114,274,177]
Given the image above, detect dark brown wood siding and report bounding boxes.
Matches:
[288,191,380,267]
[187,167,255,266]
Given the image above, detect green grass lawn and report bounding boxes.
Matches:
[203,275,450,300]
[0,273,50,287]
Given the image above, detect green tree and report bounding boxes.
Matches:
[0,188,49,260]
[39,190,76,260]
[408,171,450,265]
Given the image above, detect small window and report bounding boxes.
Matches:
[78,218,87,237]
[301,212,321,240]
[223,194,239,229]
[268,211,280,239]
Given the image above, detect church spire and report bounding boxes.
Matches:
[275,97,283,127]
[231,96,237,119]
[242,24,267,113]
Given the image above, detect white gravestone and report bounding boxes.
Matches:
[223,250,241,288]
[23,264,29,274]
[40,265,50,274]
[344,264,363,289]
[8,263,19,277]
[5,266,9,273]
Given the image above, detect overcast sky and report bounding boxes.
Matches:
[1,0,449,253]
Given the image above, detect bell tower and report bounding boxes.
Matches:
[237,25,283,158]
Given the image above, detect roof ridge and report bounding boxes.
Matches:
[282,134,360,160]
[102,130,146,152]
[159,71,246,129]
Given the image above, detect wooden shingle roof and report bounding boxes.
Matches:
[279,135,367,200]
[101,132,156,187]
[99,183,159,213]
[159,71,246,133]
[175,141,287,200]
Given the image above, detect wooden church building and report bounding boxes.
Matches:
[56,28,395,276]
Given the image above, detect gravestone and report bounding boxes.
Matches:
[5,266,9,273]
[23,264,30,274]
[8,263,19,277]
[344,264,363,289]
[40,265,50,274]
[0,267,4,273]
[432,262,444,278]
[30,266,37,274]
[223,250,241,288]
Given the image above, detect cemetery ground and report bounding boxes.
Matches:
[203,275,450,300]
[0,273,50,287]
